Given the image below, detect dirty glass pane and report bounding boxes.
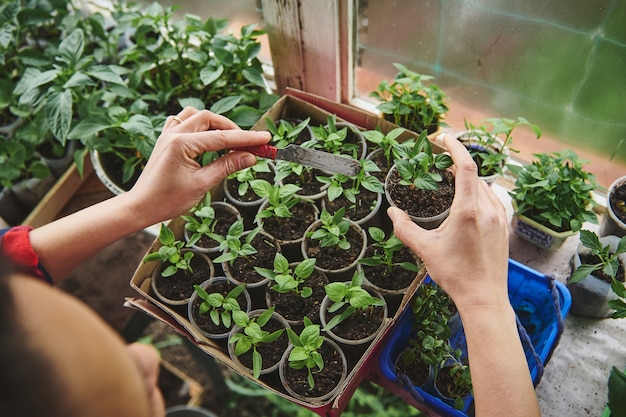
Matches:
[356,0,626,165]
[137,0,271,62]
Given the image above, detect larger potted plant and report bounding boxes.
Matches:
[568,230,626,318]
[508,150,600,250]
[370,63,448,135]
[455,116,541,184]
[384,130,454,229]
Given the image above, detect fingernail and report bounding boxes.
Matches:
[238,153,257,170]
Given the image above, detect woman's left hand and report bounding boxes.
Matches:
[128,107,271,223]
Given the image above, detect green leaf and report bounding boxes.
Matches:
[46,90,73,145]
[68,115,111,140]
[570,264,599,283]
[210,96,242,114]
[242,67,266,88]
[252,350,263,379]
[87,66,126,85]
[200,65,225,86]
[58,29,85,65]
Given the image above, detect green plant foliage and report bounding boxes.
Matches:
[359,226,420,274]
[285,317,325,389]
[571,230,626,318]
[508,150,600,232]
[255,253,316,298]
[211,219,260,265]
[307,207,352,249]
[229,307,285,379]
[142,223,194,277]
[322,269,385,331]
[193,282,245,328]
[371,63,448,133]
[393,130,453,191]
[461,116,541,177]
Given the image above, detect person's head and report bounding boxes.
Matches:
[0,257,165,417]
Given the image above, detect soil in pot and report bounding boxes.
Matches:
[323,304,386,343]
[395,348,431,387]
[98,149,144,192]
[225,233,280,287]
[225,169,275,204]
[265,269,328,324]
[231,313,289,373]
[322,189,380,225]
[434,365,472,404]
[189,204,240,250]
[367,148,392,184]
[189,279,251,338]
[386,167,455,218]
[609,182,626,225]
[154,255,214,302]
[304,224,364,272]
[578,253,626,285]
[260,200,318,243]
[281,168,327,198]
[280,340,346,400]
[361,245,418,293]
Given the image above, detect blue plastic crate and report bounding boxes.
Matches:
[378,258,571,417]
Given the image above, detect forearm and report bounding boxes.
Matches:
[459,304,541,417]
[29,192,153,283]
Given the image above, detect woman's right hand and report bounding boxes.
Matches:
[387,134,510,313]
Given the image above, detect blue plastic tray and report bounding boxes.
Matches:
[378,258,571,417]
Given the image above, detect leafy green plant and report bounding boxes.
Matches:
[322,269,386,331]
[250,179,303,222]
[0,136,49,188]
[255,253,316,298]
[607,366,626,417]
[508,150,600,233]
[13,28,127,146]
[307,207,352,249]
[570,230,626,318]
[435,361,472,410]
[311,115,360,159]
[142,223,194,277]
[285,317,325,389]
[182,192,220,247]
[393,130,453,191]
[266,117,311,148]
[359,227,420,275]
[316,158,383,204]
[362,127,407,168]
[192,282,246,328]
[211,219,260,265]
[461,117,541,177]
[227,159,273,198]
[371,63,448,134]
[230,307,285,379]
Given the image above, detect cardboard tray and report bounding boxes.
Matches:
[126,91,442,416]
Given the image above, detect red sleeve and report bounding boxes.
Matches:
[0,226,53,284]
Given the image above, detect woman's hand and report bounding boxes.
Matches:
[128,107,271,224]
[387,133,510,313]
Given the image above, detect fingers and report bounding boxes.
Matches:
[164,107,242,133]
[443,133,480,204]
[196,151,259,191]
[178,129,271,156]
[387,206,428,256]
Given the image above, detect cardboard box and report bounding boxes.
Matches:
[126,91,438,416]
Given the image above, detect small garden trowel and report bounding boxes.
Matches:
[234,144,361,176]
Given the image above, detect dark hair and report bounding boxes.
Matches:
[0,257,70,417]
